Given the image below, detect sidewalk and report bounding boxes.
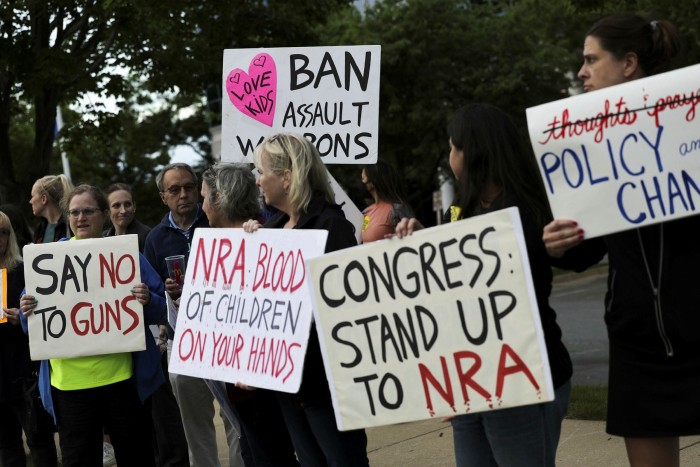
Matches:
[214,413,700,466]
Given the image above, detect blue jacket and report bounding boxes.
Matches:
[21,242,166,421]
[143,205,209,283]
[144,206,208,339]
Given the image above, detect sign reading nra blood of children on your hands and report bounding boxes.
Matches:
[221,45,381,164]
[23,235,145,360]
[527,64,700,239]
[306,208,553,431]
[168,228,328,393]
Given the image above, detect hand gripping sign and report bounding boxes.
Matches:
[306,208,553,431]
[221,45,381,164]
[23,235,145,360]
[169,228,327,393]
[527,64,700,238]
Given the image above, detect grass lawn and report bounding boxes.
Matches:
[567,385,608,421]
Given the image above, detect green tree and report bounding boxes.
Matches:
[0,0,350,216]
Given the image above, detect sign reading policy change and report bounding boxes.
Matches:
[221,45,381,164]
[527,64,700,238]
[306,208,553,430]
[169,228,327,393]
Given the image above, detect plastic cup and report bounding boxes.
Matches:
[165,255,186,286]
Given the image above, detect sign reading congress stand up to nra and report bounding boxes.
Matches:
[306,208,554,430]
[221,45,381,164]
[527,64,700,239]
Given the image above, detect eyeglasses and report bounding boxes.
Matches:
[163,183,196,196]
[68,208,101,218]
[0,229,9,237]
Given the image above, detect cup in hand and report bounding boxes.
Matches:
[165,255,186,287]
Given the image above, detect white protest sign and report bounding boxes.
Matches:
[169,228,328,393]
[306,207,553,430]
[221,45,381,164]
[527,64,700,238]
[23,236,145,360]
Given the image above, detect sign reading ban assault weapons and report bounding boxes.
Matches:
[23,235,146,360]
[307,208,554,430]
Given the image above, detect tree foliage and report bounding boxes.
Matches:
[1,0,698,229]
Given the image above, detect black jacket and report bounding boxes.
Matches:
[104,219,152,253]
[32,216,70,244]
[265,192,357,404]
[556,215,700,358]
[470,195,572,389]
[0,263,36,401]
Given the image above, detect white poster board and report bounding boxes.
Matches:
[169,228,327,393]
[23,236,145,360]
[221,45,381,164]
[306,208,553,430]
[527,64,700,238]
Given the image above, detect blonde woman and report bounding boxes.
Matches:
[29,174,73,243]
[244,133,368,466]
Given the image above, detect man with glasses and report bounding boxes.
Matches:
[145,163,241,467]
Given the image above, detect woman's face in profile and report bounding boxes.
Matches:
[108,189,136,230]
[578,35,629,92]
[200,182,221,228]
[448,138,464,180]
[256,154,288,210]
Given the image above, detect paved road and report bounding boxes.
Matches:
[550,271,609,386]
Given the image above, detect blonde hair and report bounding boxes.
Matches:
[0,211,21,270]
[253,133,334,214]
[37,174,73,208]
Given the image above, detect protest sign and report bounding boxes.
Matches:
[306,207,553,430]
[169,228,328,393]
[527,64,700,238]
[1,268,6,323]
[221,45,381,164]
[23,235,145,360]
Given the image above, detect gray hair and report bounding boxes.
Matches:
[202,163,260,223]
[155,163,198,192]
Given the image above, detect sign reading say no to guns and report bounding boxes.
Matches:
[23,235,145,360]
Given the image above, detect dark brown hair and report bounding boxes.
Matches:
[587,13,681,76]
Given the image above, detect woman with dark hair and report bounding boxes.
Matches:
[28,174,73,244]
[543,13,694,467]
[396,104,572,467]
[360,159,413,243]
[244,133,368,467]
[103,183,151,253]
[0,211,58,467]
[20,185,165,467]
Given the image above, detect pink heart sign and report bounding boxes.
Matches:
[226,53,277,127]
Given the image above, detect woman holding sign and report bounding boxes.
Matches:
[396,104,572,467]
[20,185,166,467]
[0,212,58,467]
[543,14,696,467]
[201,162,301,466]
[244,133,368,467]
